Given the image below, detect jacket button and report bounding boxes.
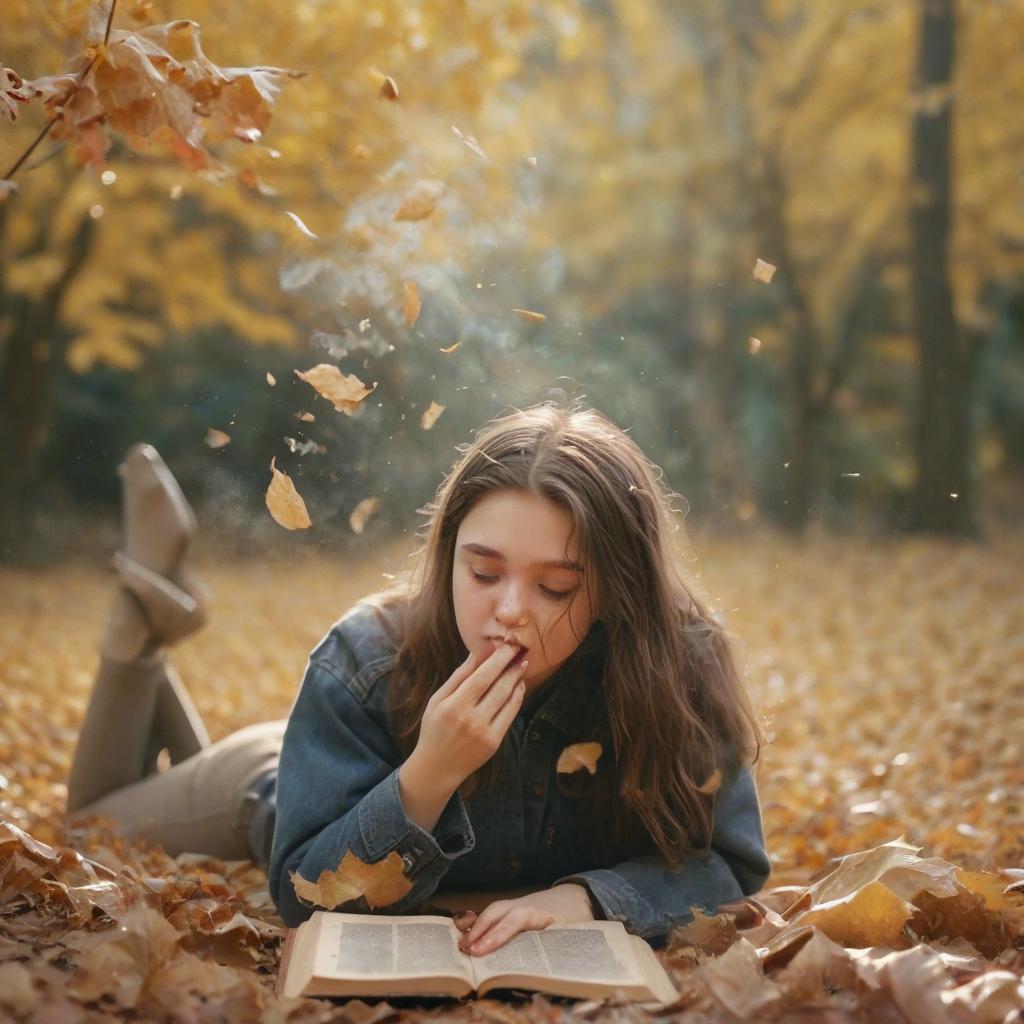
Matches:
[531,783,544,798]
[508,857,521,873]
[528,730,541,743]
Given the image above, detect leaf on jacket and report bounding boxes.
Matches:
[393,180,445,222]
[291,850,412,910]
[403,281,422,327]
[204,428,231,449]
[265,458,311,530]
[420,401,445,430]
[556,742,602,775]
[294,364,375,415]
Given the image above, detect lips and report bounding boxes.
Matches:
[488,637,529,665]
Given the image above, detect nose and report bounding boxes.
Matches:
[495,583,530,628]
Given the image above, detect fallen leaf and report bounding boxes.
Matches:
[265,458,311,530]
[266,371,276,386]
[748,336,762,354]
[294,364,375,415]
[350,497,381,535]
[394,180,446,222]
[204,428,231,449]
[557,742,602,775]
[379,75,399,100]
[291,849,411,910]
[797,879,915,948]
[701,937,782,1018]
[514,308,546,323]
[420,401,445,430]
[403,281,422,327]
[753,258,777,284]
[296,411,315,422]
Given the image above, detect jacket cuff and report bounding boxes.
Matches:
[554,869,665,941]
[358,768,475,879]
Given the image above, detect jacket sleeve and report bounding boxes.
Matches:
[268,654,475,927]
[554,759,771,944]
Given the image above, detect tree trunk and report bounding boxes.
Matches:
[0,212,96,562]
[907,0,976,535]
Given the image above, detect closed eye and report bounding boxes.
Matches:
[469,569,574,601]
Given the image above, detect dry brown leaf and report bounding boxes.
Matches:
[556,742,602,775]
[379,75,399,100]
[403,281,422,327]
[513,307,546,323]
[296,411,315,422]
[204,428,231,449]
[669,907,739,956]
[697,768,722,796]
[753,258,777,284]
[420,401,445,430]
[440,341,462,354]
[748,336,762,354]
[290,849,411,910]
[701,937,782,1018]
[265,457,311,531]
[294,364,375,415]
[394,180,446,222]
[797,879,915,948]
[349,497,381,535]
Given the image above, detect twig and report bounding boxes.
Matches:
[1,0,118,183]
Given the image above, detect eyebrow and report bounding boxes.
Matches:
[459,543,585,574]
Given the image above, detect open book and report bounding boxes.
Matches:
[276,913,678,1004]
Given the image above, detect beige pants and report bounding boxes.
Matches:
[66,652,284,860]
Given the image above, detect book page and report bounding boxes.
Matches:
[314,915,471,982]
[473,923,637,986]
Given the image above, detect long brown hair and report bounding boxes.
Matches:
[369,400,764,867]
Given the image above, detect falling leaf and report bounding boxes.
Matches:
[379,75,399,100]
[451,124,487,160]
[697,768,722,796]
[394,180,446,222]
[294,364,376,415]
[204,428,231,449]
[525,155,538,169]
[265,457,311,530]
[753,259,777,284]
[420,401,445,430]
[514,308,546,323]
[353,143,372,161]
[285,211,318,240]
[266,371,276,386]
[291,849,411,910]
[557,742,602,775]
[403,281,422,327]
[440,341,461,354]
[749,336,763,354]
[349,497,381,535]
[296,411,315,422]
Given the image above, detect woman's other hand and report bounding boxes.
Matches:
[456,883,596,956]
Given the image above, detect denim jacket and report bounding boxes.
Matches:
[268,602,771,941]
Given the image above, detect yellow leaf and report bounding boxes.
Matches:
[420,401,445,430]
[291,849,412,910]
[296,411,315,422]
[514,307,546,323]
[753,259,777,284]
[266,371,277,386]
[204,428,231,449]
[440,341,461,354]
[294,364,375,415]
[557,742,602,775]
[797,880,914,948]
[394,180,446,222]
[266,457,311,531]
[403,281,422,327]
[379,75,399,101]
[349,497,380,535]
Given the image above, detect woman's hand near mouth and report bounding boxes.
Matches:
[398,642,529,831]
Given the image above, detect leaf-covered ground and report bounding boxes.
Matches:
[1,530,1022,1021]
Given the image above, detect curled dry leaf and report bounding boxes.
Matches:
[753,259,777,284]
[697,768,722,796]
[556,742,603,775]
[420,401,446,430]
[514,308,546,323]
[291,849,412,910]
[394,180,446,222]
[379,75,399,101]
[1,64,30,122]
[349,497,381,535]
[296,411,315,422]
[265,457,311,531]
[285,210,319,240]
[204,428,231,449]
[440,341,461,354]
[294,364,375,416]
[403,281,422,328]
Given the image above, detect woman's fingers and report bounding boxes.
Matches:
[452,910,477,933]
[432,647,486,701]
[488,676,526,728]
[456,644,521,704]
[465,906,554,956]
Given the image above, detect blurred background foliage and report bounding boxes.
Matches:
[2,0,1023,564]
